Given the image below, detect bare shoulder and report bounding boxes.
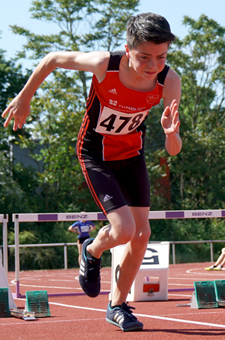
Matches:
[163,68,181,106]
[87,51,110,67]
[82,51,110,81]
[165,68,181,85]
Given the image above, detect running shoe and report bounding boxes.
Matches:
[214,264,223,271]
[106,302,143,332]
[205,265,215,271]
[79,238,101,297]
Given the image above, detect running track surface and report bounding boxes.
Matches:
[2,262,225,340]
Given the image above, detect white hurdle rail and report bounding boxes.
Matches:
[0,214,9,278]
[13,212,107,298]
[12,209,225,298]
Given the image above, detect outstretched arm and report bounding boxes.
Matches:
[161,68,182,156]
[1,51,109,131]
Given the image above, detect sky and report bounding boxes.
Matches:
[0,0,225,67]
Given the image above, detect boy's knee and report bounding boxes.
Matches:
[133,227,151,245]
[112,221,136,245]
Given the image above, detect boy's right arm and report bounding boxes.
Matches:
[1,51,110,131]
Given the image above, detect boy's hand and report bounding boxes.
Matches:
[2,96,30,131]
[161,99,180,135]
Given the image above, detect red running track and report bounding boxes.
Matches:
[1,262,225,340]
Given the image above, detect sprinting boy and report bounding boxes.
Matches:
[2,12,182,331]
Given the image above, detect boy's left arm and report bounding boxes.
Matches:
[161,68,182,156]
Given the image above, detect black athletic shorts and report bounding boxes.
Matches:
[79,154,150,215]
[78,236,90,244]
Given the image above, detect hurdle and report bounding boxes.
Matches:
[12,209,225,298]
[13,212,107,298]
[0,214,8,277]
[0,214,16,309]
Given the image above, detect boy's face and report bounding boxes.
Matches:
[125,41,169,80]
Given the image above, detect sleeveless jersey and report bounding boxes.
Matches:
[76,51,169,162]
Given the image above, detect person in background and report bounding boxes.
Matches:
[68,219,96,265]
[205,248,225,271]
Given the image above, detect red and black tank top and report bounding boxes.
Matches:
[76,51,169,162]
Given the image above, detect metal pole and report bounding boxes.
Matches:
[3,214,8,277]
[210,241,214,262]
[64,244,67,269]
[172,243,176,264]
[15,215,20,298]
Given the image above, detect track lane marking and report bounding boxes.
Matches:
[42,301,225,329]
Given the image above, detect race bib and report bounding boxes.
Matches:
[95,106,148,135]
[80,225,90,233]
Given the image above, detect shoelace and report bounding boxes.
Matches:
[86,259,101,281]
[120,303,138,320]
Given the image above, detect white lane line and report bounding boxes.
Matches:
[168,293,192,297]
[10,279,82,290]
[10,280,109,292]
[12,298,225,329]
[186,268,225,274]
[47,301,225,329]
[135,312,225,329]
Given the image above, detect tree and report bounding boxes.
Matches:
[2,0,139,269]
[0,47,32,216]
[170,15,225,210]
[8,0,139,215]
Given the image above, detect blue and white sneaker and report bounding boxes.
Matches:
[106,302,143,331]
[79,238,101,297]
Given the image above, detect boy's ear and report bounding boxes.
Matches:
[125,44,130,57]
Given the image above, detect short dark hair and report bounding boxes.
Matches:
[126,12,176,49]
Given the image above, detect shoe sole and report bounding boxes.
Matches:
[106,318,143,332]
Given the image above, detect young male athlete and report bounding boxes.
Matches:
[2,12,182,331]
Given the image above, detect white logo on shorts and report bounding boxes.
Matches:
[103,194,113,202]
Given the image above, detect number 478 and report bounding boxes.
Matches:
[99,113,144,133]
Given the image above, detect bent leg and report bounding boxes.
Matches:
[111,206,151,306]
[86,205,136,259]
[214,248,225,266]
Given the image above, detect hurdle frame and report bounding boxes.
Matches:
[0,214,9,278]
[13,209,225,298]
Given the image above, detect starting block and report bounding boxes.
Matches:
[110,242,169,302]
[25,290,51,317]
[191,281,218,309]
[214,280,225,307]
[0,288,10,317]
